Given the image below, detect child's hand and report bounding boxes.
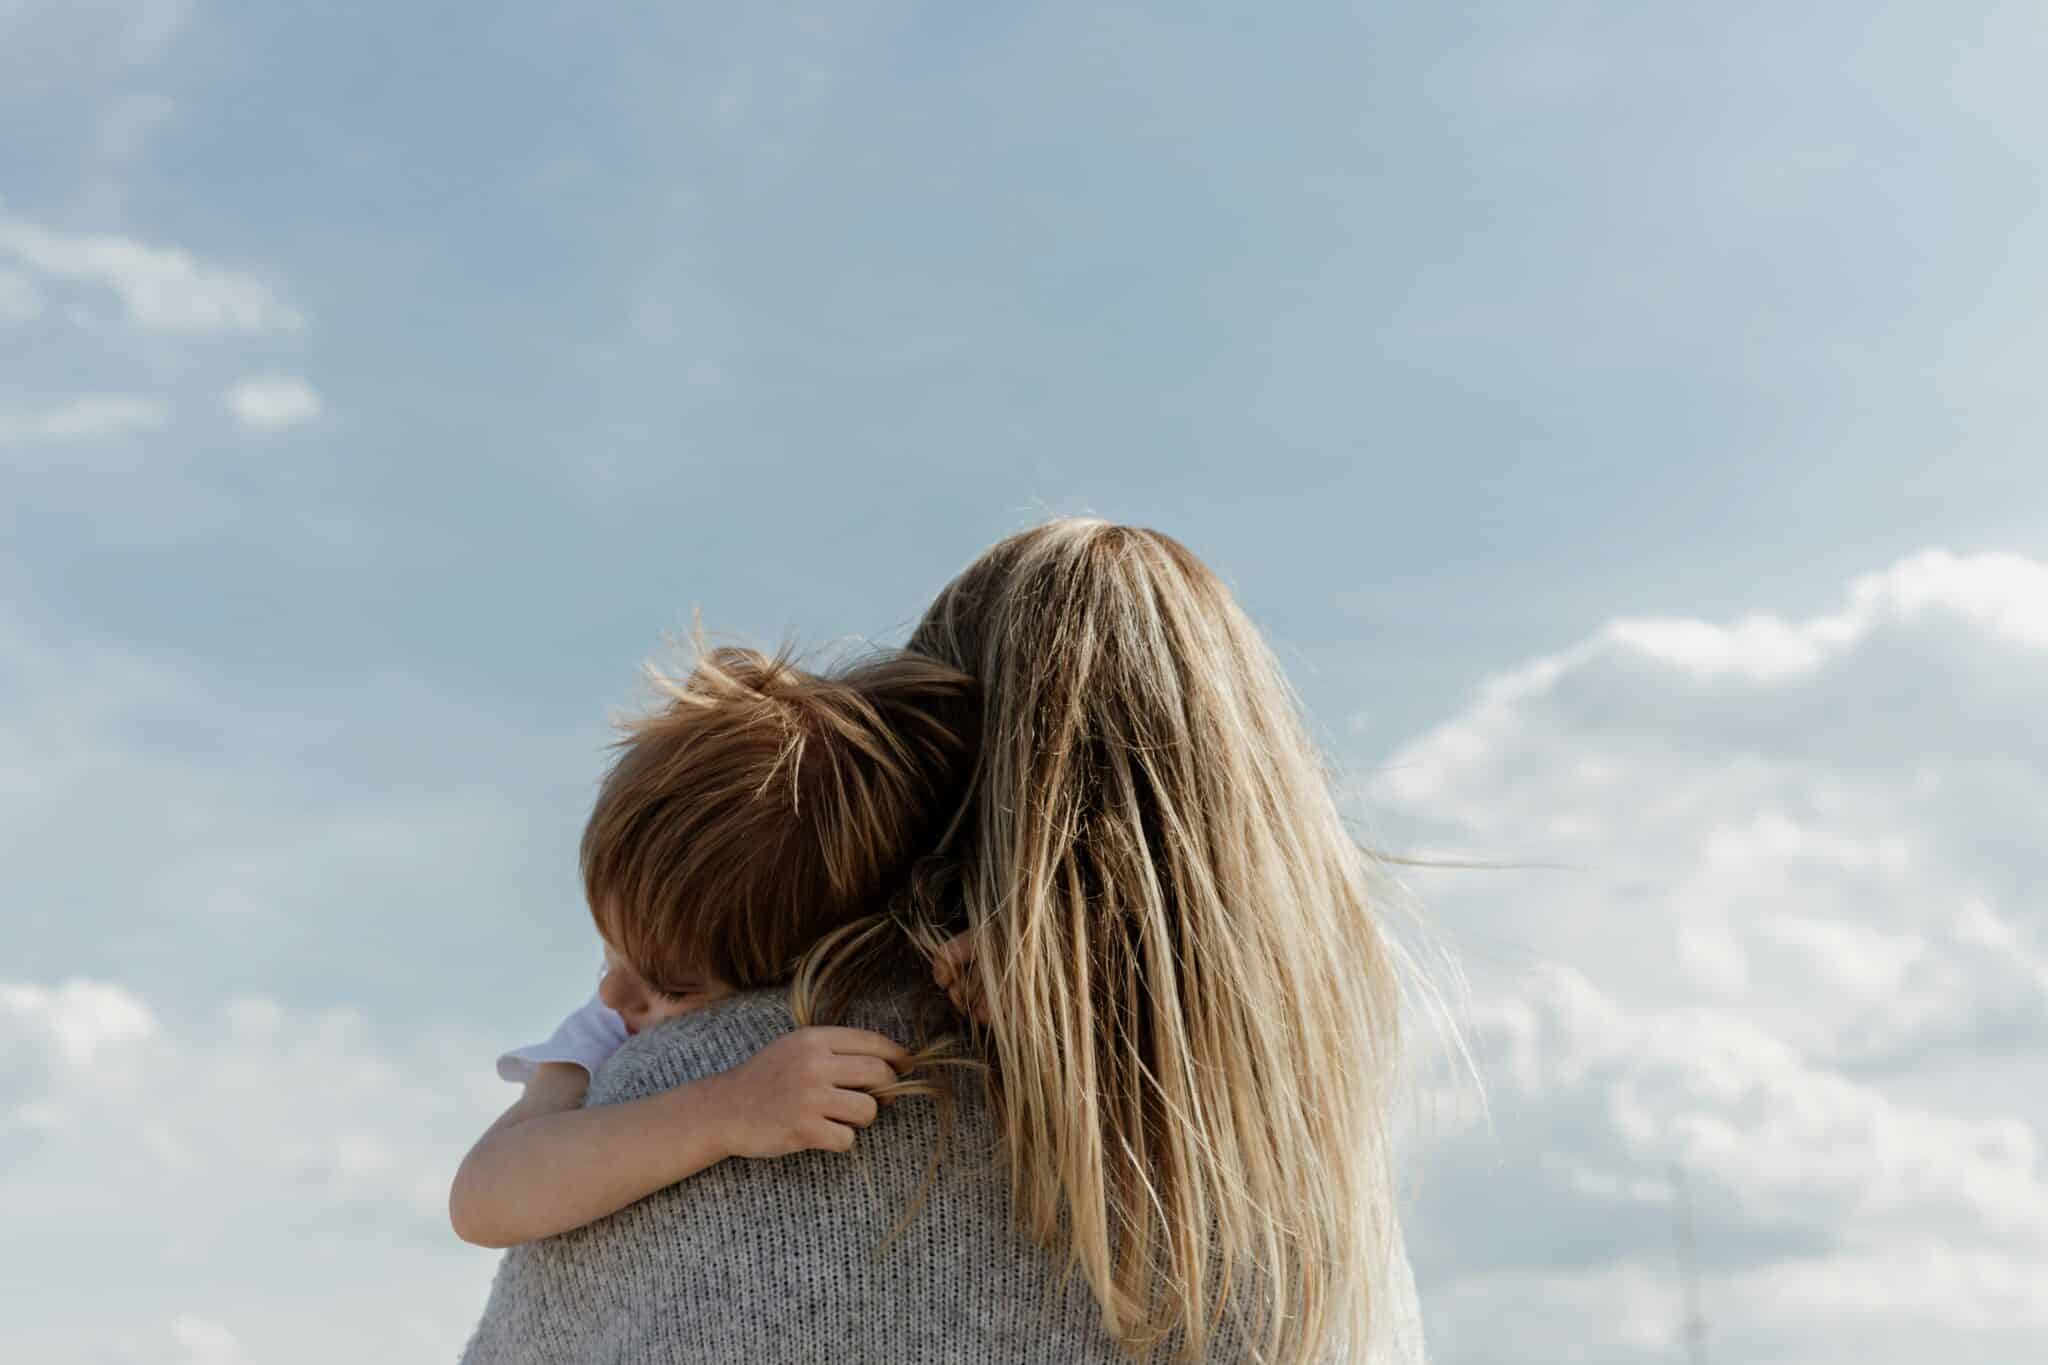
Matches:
[714,1026,911,1159]
[931,932,989,1024]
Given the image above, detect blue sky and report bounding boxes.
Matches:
[5,3,2045,1362]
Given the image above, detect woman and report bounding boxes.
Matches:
[462,519,1424,1363]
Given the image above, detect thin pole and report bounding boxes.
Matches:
[1670,1161,1708,1365]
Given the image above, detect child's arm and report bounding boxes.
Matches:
[448,1025,909,1249]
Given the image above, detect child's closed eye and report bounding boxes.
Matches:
[654,977,733,1010]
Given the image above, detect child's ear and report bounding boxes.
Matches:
[931,931,988,1023]
[931,930,976,975]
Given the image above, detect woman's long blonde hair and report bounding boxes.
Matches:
[804,518,1407,1363]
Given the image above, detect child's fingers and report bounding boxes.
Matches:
[827,1054,900,1093]
[821,1088,880,1128]
[806,1026,914,1072]
[800,1118,858,1153]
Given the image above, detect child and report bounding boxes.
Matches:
[449,642,980,1249]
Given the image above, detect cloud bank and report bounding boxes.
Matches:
[1376,550,2048,1364]
[0,209,302,333]
[1,976,500,1363]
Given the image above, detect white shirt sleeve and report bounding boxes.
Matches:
[496,992,631,1084]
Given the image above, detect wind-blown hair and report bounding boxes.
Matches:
[803,518,1406,1363]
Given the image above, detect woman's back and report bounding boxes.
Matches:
[460,982,1425,1364]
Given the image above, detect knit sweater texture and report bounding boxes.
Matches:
[461,982,1426,1364]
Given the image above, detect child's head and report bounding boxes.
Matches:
[595,939,731,1035]
[580,643,979,1015]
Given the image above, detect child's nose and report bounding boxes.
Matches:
[597,968,636,1013]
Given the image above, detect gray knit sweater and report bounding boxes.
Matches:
[461,983,1425,1364]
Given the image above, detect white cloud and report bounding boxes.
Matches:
[169,1315,244,1365]
[0,976,503,1363]
[225,376,323,431]
[1,979,458,1216]
[1375,548,2048,1363]
[0,394,167,444]
[0,210,301,332]
[1472,968,2045,1237]
[1602,550,2048,679]
[0,979,157,1070]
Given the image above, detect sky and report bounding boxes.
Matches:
[3,1,2044,1361]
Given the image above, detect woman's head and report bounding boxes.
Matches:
[901,518,1405,1364]
[582,643,979,998]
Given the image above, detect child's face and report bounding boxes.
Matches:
[597,941,734,1036]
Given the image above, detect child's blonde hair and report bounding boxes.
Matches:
[581,642,979,993]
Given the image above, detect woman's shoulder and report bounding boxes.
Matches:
[585,989,789,1105]
[584,977,934,1107]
